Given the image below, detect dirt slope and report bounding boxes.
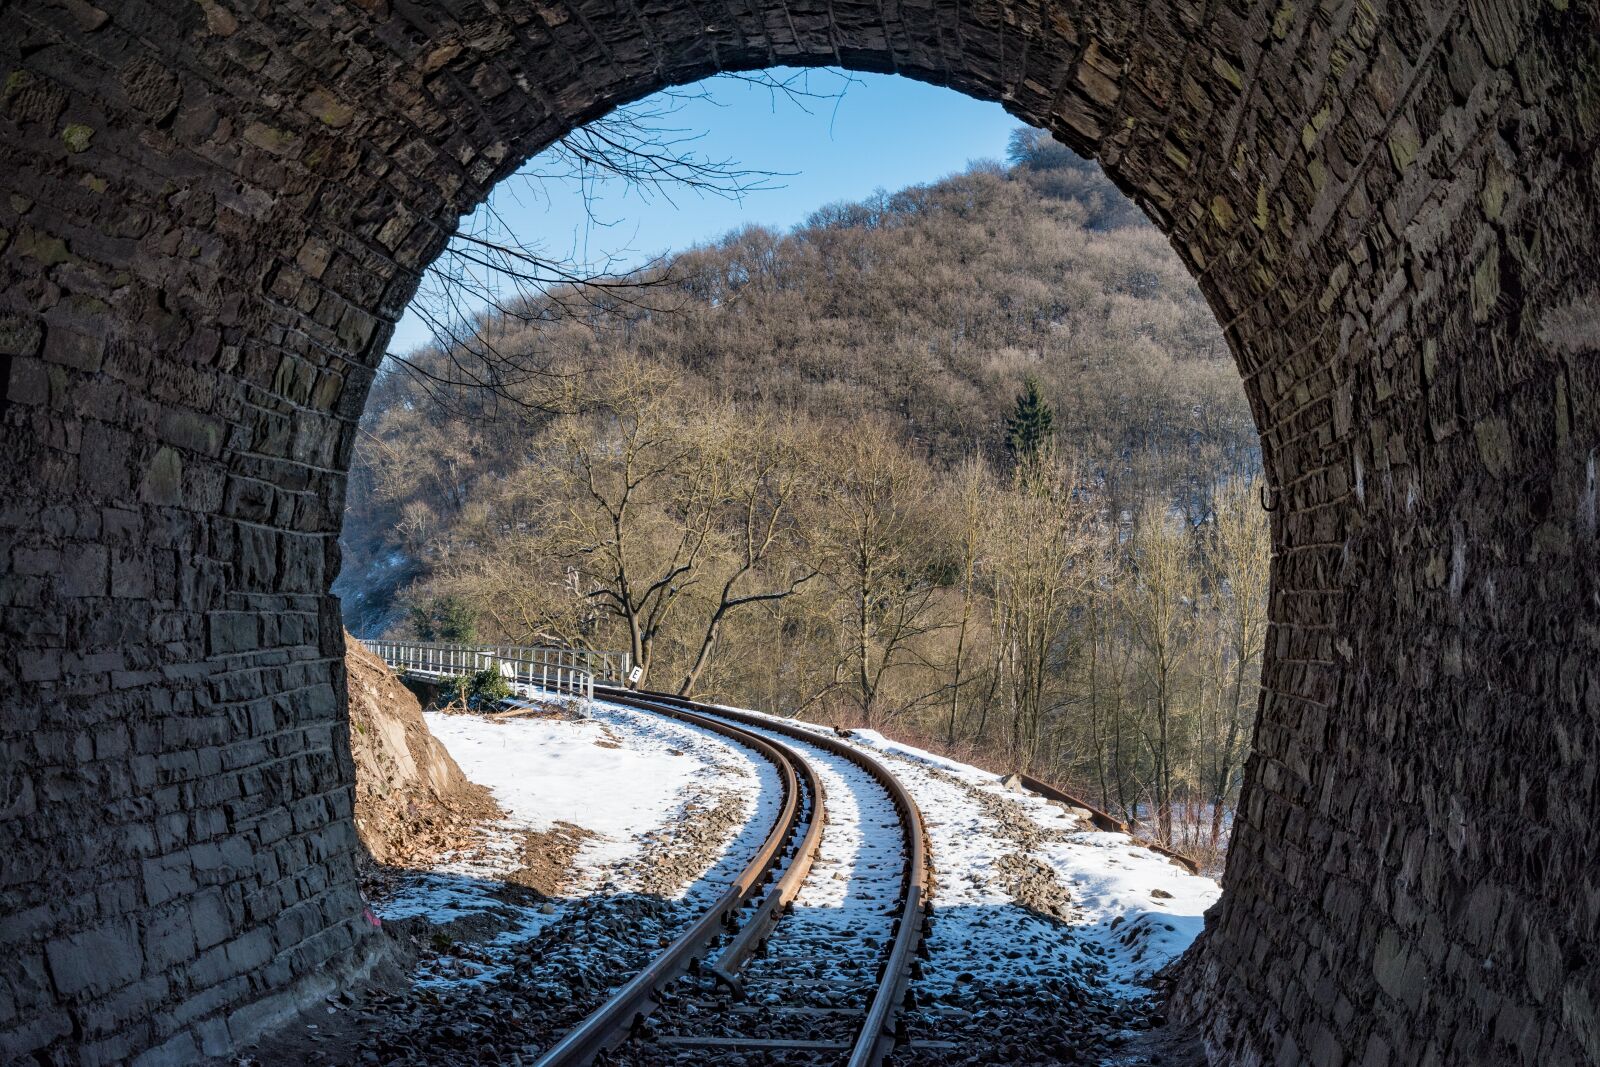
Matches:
[345,632,503,867]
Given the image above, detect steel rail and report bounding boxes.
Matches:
[530,691,822,1067]
[1016,773,1201,874]
[599,686,931,1067]
[708,751,827,988]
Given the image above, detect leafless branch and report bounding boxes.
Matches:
[393,69,859,408]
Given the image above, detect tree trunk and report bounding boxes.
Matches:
[627,610,647,688]
[1156,658,1173,845]
[678,613,723,698]
[1209,648,1250,847]
[1089,611,1110,812]
[947,603,970,746]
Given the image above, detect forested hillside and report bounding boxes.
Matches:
[338,130,1265,867]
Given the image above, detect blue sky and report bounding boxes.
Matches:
[390,70,1023,355]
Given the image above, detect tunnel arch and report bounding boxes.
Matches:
[2,0,1598,1063]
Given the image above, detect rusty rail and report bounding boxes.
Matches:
[1017,773,1201,875]
[606,687,930,1067]
[709,760,826,987]
[530,691,821,1067]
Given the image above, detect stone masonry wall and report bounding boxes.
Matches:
[0,0,1596,1063]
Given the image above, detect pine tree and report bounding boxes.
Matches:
[436,597,477,643]
[411,596,477,643]
[1004,377,1055,463]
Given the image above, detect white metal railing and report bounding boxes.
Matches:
[364,640,631,702]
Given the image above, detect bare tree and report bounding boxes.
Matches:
[394,70,861,406]
[941,458,991,744]
[806,423,944,729]
[1201,475,1271,847]
[538,361,722,685]
[427,533,591,648]
[1082,528,1130,813]
[982,445,1097,768]
[1122,499,1197,844]
[676,412,817,697]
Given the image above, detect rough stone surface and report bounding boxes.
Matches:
[0,0,1597,1063]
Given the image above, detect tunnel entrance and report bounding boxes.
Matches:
[344,75,1265,864]
[1,0,1597,1064]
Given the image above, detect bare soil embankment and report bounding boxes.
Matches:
[345,635,594,897]
[345,632,504,869]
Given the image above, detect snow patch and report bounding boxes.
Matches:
[699,700,1221,993]
[375,701,776,990]
[376,686,1219,1000]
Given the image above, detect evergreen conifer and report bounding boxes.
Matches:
[1004,377,1055,462]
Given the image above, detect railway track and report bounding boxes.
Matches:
[530,687,930,1067]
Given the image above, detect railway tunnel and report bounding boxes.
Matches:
[0,0,1597,1063]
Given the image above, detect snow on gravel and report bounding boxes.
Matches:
[377,684,1217,1007]
[703,704,1221,995]
[852,726,1219,989]
[376,698,780,989]
[688,714,905,1002]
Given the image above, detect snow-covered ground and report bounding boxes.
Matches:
[855,728,1216,992]
[376,691,1218,1006]
[699,705,1221,995]
[374,699,779,987]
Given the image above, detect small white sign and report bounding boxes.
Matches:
[627,665,644,685]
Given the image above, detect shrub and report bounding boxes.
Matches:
[452,667,512,708]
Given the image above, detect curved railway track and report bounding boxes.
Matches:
[530,687,930,1067]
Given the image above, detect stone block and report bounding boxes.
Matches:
[59,542,108,598]
[19,649,61,683]
[140,851,198,908]
[196,1015,232,1057]
[190,888,231,951]
[129,1029,198,1067]
[206,612,258,656]
[156,408,224,457]
[6,354,49,406]
[81,975,171,1038]
[143,907,196,971]
[45,919,143,998]
[139,447,184,507]
[43,327,105,373]
[223,927,273,973]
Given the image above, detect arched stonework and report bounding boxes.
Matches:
[1,0,1596,1062]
